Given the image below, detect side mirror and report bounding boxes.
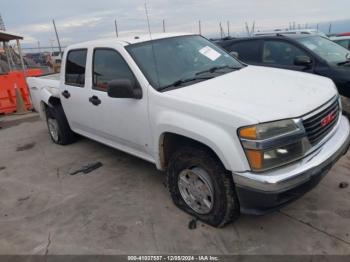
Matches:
[294,56,312,67]
[229,51,239,59]
[107,79,142,99]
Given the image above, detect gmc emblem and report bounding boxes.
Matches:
[321,112,336,127]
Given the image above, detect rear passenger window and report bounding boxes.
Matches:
[228,41,262,63]
[65,49,87,87]
[263,41,307,66]
[92,49,136,91]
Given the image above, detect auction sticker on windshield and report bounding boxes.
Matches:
[199,46,221,61]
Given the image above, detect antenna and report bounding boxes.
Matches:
[144,0,160,88]
[145,1,152,40]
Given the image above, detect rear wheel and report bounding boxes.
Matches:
[167,146,240,227]
[45,103,76,145]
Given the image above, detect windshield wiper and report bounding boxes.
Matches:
[338,60,350,66]
[195,65,242,76]
[158,76,214,91]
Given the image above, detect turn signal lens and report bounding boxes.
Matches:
[245,150,262,170]
[239,126,257,139]
[238,119,307,171]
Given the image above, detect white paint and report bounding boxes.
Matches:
[27,33,341,173]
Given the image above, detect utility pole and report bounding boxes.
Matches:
[219,22,224,38]
[227,21,230,36]
[114,19,119,38]
[245,22,250,36]
[37,41,41,55]
[52,19,62,57]
[328,23,332,35]
[252,21,255,34]
[198,20,202,35]
[162,19,165,33]
[0,13,6,31]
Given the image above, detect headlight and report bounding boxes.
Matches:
[238,119,311,172]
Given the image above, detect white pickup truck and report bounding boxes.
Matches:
[27,33,350,227]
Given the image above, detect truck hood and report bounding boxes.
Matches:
[166,65,338,123]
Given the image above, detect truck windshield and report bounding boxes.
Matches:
[296,36,350,64]
[126,35,243,90]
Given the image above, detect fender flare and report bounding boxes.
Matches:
[154,112,248,172]
[38,88,61,119]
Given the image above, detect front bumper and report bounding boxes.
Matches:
[233,115,350,215]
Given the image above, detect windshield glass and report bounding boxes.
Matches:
[296,36,350,64]
[126,35,242,90]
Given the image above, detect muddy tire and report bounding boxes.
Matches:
[45,103,76,145]
[167,146,240,227]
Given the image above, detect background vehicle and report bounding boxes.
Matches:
[253,29,327,37]
[216,34,350,102]
[27,33,350,227]
[331,36,350,50]
[50,51,63,65]
[24,52,46,65]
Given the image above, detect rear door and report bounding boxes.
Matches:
[60,49,93,134]
[261,39,314,72]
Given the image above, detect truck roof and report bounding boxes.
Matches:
[67,32,193,49]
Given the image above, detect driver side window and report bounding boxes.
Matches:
[263,41,307,66]
[93,49,136,92]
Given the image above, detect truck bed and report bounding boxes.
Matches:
[37,73,60,81]
[27,73,60,114]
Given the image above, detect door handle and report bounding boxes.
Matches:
[62,90,71,99]
[89,95,101,106]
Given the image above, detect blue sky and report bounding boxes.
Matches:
[1,0,350,49]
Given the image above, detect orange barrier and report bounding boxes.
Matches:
[0,69,43,114]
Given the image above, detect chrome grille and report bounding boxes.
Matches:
[302,98,340,146]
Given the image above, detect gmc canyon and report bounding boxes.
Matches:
[27,33,350,227]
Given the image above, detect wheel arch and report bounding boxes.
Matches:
[158,131,235,172]
[39,96,61,120]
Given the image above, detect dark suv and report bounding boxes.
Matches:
[216,34,350,99]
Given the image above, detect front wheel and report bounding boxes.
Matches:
[45,103,76,145]
[167,146,240,227]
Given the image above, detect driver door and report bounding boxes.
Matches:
[86,47,152,158]
[261,40,314,72]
